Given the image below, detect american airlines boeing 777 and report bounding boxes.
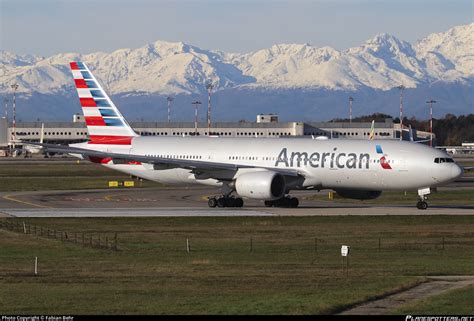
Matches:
[37,62,463,210]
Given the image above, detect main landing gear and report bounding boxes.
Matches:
[416,187,430,210]
[208,195,244,208]
[264,196,299,208]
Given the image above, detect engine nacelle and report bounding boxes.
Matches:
[335,189,382,200]
[235,171,285,200]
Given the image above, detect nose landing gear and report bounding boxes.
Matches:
[416,200,428,210]
[416,187,431,210]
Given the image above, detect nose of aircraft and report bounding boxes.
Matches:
[452,164,463,180]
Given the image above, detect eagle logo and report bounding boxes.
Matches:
[376,145,392,170]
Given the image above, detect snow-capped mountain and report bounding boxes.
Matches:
[0,23,472,121]
[415,23,473,79]
[0,42,255,95]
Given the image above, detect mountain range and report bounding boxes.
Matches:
[0,23,472,122]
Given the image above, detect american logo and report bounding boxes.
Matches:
[274,147,370,169]
[273,145,393,170]
[376,144,392,170]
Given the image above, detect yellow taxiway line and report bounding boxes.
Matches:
[104,195,115,201]
[3,194,54,209]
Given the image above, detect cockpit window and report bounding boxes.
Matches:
[434,157,454,163]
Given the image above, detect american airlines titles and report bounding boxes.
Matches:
[274,148,371,169]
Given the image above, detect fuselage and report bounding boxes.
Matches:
[73,136,463,192]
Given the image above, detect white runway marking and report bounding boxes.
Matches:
[1,207,275,218]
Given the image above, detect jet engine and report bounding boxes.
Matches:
[335,189,382,200]
[235,171,286,200]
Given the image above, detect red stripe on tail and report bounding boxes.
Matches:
[85,116,106,126]
[70,62,79,70]
[80,98,97,107]
[74,79,88,88]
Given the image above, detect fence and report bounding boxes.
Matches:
[0,219,118,251]
[1,218,472,255]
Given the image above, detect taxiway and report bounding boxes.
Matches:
[1,187,472,217]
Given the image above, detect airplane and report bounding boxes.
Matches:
[22,123,45,156]
[34,61,463,210]
[369,120,375,140]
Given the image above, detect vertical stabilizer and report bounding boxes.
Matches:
[369,120,375,140]
[409,124,414,142]
[40,123,44,144]
[70,62,137,145]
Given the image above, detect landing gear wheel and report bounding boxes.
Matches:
[416,201,428,210]
[290,197,299,208]
[208,198,217,208]
[209,193,244,208]
[226,197,236,208]
[234,198,244,208]
[266,196,299,208]
[217,198,226,208]
[417,188,430,210]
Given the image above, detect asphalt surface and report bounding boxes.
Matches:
[0,186,473,217]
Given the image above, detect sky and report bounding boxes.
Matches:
[1,0,472,57]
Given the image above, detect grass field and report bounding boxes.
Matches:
[1,216,474,315]
[0,162,162,191]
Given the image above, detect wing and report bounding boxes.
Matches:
[30,142,302,178]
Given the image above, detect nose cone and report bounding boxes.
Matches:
[451,164,463,180]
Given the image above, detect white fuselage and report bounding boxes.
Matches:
[72,136,463,192]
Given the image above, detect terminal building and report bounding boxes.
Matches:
[0,114,433,150]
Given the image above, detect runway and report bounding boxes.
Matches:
[1,208,272,217]
[2,206,473,217]
[0,186,473,217]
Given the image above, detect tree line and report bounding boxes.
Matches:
[332,113,474,146]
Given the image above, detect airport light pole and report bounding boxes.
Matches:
[11,83,19,149]
[3,97,8,118]
[191,101,202,135]
[397,85,405,141]
[206,82,214,135]
[348,96,354,124]
[166,96,173,123]
[426,99,436,147]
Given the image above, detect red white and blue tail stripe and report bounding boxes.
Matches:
[70,61,137,145]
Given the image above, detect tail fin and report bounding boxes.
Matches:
[70,61,138,145]
[369,120,375,140]
[40,123,44,144]
[409,124,414,142]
